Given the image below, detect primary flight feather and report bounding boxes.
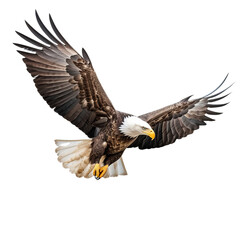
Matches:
[15,11,231,179]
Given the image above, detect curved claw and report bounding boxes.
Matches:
[92,163,108,180]
[93,163,100,178]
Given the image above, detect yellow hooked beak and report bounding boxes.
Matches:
[143,129,155,140]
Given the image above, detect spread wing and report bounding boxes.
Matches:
[129,75,232,149]
[15,11,115,138]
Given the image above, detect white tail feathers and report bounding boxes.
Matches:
[55,139,127,178]
[104,157,127,178]
[55,139,93,178]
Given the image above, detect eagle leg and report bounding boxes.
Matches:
[93,164,109,180]
[104,151,124,166]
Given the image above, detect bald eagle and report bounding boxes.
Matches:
[15,11,231,180]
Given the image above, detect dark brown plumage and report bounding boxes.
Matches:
[129,76,231,149]
[15,11,115,138]
[15,11,232,179]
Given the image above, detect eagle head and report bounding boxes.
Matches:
[119,116,155,140]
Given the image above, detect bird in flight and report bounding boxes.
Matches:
[15,11,231,180]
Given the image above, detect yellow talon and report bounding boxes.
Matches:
[93,164,108,180]
[93,163,100,177]
[99,165,108,178]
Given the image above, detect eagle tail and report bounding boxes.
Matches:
[55,139,127,178]
[104,157,127,178]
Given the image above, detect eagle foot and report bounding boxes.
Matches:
[93,163,108,180]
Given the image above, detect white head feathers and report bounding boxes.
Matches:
[119,116,153,138]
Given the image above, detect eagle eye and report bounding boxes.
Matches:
[141,126,148,130]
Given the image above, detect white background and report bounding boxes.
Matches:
[0,0,239,239]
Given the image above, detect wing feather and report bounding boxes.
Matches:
[15,11,115,137]
[35,10,61,45]
[129,75,231,149]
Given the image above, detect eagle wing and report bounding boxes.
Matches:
[15,11,115,137]
[129,75,232,149]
